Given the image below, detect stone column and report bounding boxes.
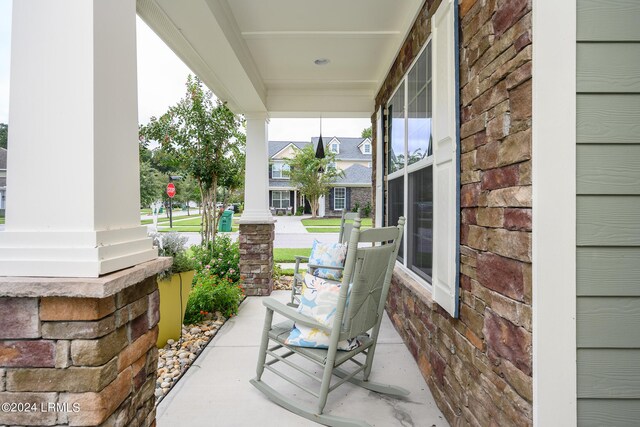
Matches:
[0,258,170,427]
[239,113,275,295]
[0,0,156,277]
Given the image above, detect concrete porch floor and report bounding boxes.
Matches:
[157,290,448,427]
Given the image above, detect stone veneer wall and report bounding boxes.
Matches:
[374,0,533,425]
[323,187,371,217]
[0,259,169,426]
[239,223,275,296]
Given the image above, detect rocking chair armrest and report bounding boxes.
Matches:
[262,298,331,333]
[307,264,344,271]
[294,255,309,272]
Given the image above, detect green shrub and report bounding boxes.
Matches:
[192,235,240,283]
[295,206,304,216]
[151,232,197,280]
[351,202,360,213]
[362,202,372,218]
[184,277,244,324]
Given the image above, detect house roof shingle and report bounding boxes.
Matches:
[335,164,372,185]
[268,137,371,161]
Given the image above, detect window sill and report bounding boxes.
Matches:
[392,262,434,308]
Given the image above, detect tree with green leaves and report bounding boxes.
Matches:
[361,126,372,139]
[0,123,7,149]
[287,145,341,218]
[139,161,166,208]
[140,75,244,246]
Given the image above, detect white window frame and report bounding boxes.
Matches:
[363,143,371,154]
[271,161,290,179]
[334,187,346,211]
[386,39,434,291]
[272,190,290,209]
[330,142,340,154]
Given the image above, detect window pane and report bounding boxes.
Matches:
[409,166,433,279]
[272,163,282,178]
[387,176,404,260]
[388,82,405,173]
[407,47,432,166]
[334,188,346,210]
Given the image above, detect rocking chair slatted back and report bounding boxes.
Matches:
[338,211,360,244]
[336,217,405,341]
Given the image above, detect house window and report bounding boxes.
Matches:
[334,187,346,210]
[272,162,290,179]
[272,191,290,209]
[330,142,339,154]
[363,143,371,154]
[327,162,337,171]
[386,42,433,281]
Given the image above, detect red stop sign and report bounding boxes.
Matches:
[166,183,176,198]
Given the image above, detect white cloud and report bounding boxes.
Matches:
[136,17,193,125]
[269,118,371,141]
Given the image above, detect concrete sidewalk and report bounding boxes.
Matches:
[157,291,447,427]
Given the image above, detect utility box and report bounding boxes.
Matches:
[218,210,233,232]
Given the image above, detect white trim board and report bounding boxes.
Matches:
[532,0,577,425]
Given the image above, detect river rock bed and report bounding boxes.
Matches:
[155,315,226,404]
[154,279,292,405]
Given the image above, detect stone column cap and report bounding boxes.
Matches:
[0,257,171,298]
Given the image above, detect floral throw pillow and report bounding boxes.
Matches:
[308,239,348,281]
[285,274,359,351]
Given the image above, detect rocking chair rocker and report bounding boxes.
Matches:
[251,217,406,427]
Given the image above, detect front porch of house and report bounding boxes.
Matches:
[0,0,579,426]
[155,291,446,426]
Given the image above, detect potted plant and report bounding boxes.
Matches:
[152,232,197,347]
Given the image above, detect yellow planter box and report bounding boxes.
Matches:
[156,270,195,348]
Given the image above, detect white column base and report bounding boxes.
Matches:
[239,210,275,224]
[0,226,157,277]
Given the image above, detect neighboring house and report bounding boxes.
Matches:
[268,137,372,216]
[0,148,6,213]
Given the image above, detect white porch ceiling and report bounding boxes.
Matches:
[137,0,424,117]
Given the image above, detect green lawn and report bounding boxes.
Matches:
[274,248,311,262]
[306,227,340,233]
[0,217,4,225]
[158,224,239,233]
[279,268,306,276]
[301,218,372,227]
[141,213,201,225]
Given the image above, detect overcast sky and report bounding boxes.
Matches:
[0,1,370,141]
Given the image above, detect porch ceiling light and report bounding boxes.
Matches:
[314,58,330,66]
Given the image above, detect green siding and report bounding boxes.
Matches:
[577,44,640,93]
[577,0,640,41]
[576,95,640,144]
[578,400,640,427]
[576,1,640,423]
[578,349,640,398]
[577,248,640,296]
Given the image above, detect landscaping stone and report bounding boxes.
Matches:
[154,314,227,404]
